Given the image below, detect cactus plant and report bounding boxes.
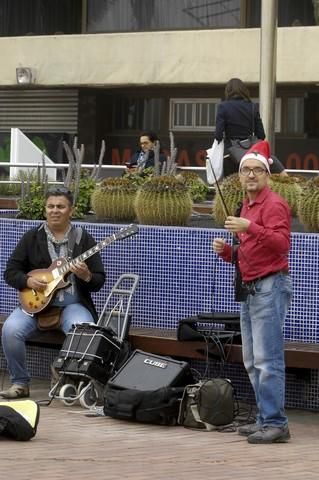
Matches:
[297,176,319,232]
[91,177,138,221]
[212,174,245,226]
[134,175,193,226]
[268,174,303,216]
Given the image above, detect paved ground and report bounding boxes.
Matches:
[0,373,319,480]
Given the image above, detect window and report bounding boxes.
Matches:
[113,97,163,131]
[0,0,81,36]
[286,97,304,134]
[247,0,316,28]
[88,0,241,33]
[170,98,220,132]
[251,97,282,133]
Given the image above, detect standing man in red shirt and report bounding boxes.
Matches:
[213,140,292,444]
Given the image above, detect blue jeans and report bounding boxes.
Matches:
[240,272,293,427]
[1,304,94,386]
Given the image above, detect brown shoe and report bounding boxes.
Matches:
[0,384,30,399]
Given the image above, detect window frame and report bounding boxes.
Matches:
[169,97,220,132]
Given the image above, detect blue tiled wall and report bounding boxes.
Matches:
[0,217,318,342]
[0,216,318,410]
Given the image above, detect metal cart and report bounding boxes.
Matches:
[48,273,139,409]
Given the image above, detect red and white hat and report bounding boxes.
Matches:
[239,140,273,173]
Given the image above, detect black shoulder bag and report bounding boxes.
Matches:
[228,103,259,164]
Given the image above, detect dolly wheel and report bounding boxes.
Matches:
[79,384,98,409]
[77,380,88,395]
[60,383,77,406]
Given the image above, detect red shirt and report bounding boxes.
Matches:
[219,186,291,282]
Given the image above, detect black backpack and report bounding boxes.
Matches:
[103,384,184,426]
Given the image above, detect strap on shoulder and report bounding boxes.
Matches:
[68,226,83,258]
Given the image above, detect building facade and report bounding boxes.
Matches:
[0,0,318,170]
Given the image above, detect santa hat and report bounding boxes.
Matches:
[239,140,273,173]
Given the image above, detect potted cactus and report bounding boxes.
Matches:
[269,174,304,217]
[297,176,319,232]
[91,177,138,221]
[134,175,192,226]
[133,132,193,226]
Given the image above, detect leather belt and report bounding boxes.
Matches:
[244,269,289,286]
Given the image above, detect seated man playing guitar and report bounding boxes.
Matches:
[0,187,106,399]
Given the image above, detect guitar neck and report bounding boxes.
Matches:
[57,234,117,276]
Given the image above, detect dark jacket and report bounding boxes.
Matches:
[4,225,106,321]
[214,97,284,176]
[215,98,265,148]
[128,150,166,169]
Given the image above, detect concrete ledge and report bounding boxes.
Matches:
[1,315,319,369]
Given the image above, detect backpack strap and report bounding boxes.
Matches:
[251,102,255,136]
[191,383,216,431]
[178,383,216,431]
[189,404,216,431]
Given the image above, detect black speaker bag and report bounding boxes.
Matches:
[103,384,184,425]
[136,386,184,425]
[59,324,120,361]
[0,400,40,441]
[104,350,194,425]
[53,324,131,384]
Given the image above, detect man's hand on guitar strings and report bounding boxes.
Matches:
[69,261,92,282]
[26,276,48,292]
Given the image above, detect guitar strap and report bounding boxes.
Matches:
[67,226,83,259]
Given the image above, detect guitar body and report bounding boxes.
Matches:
[19,258,70,314]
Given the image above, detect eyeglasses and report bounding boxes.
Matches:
[240,167,267,176]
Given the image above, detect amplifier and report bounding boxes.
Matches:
[107,350,194,391]
[178,312,241,343]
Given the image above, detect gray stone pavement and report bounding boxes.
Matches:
[0,373,319,480]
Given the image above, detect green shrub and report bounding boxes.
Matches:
[178,171,209,202]
[72,175,97,219]
[17,182,46,220]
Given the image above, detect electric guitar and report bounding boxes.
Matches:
[19,224,138,315]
